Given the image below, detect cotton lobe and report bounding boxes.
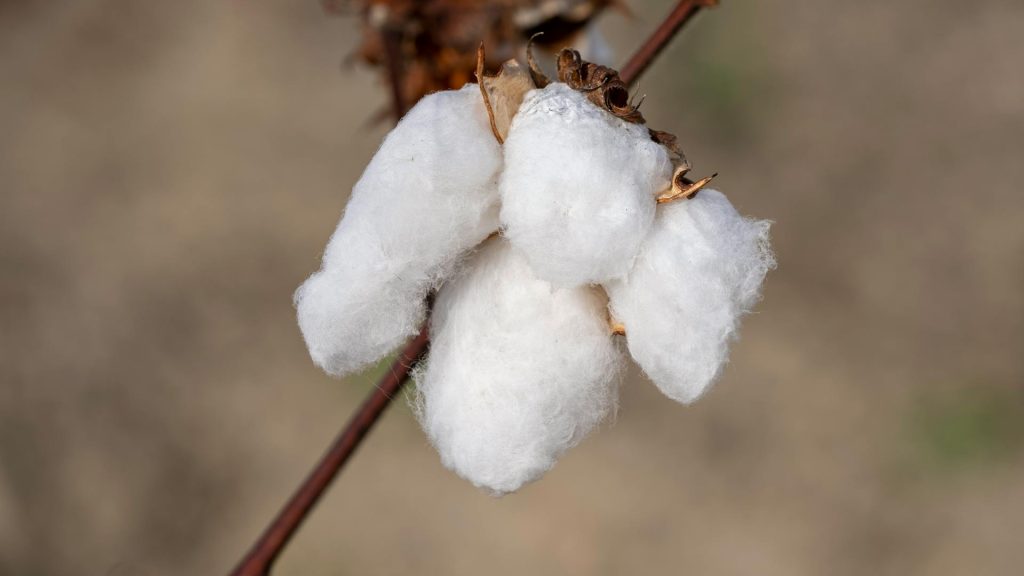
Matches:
[295,85,502,376]
[605,189,774,404]
[415,238,624,495]
[499,83,673,287]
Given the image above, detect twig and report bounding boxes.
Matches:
[382,27,408,121]
[619,0,717,87]
[229,2,716,573]
[229,326,430,576]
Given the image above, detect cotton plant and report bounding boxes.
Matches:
[295,47,775,495]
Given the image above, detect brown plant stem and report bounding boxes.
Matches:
[619,0,717,87]
[229,325,429,576]
[382,28,409,120]
[229,2,716,573]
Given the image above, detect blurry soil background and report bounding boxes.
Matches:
[2,1,1023,574]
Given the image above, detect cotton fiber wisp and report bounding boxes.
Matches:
[499,83,673,287]
[415,238,625,495]
[295,85,502,376]
[605,189,774,404]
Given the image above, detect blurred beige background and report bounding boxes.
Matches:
[2,1,1023,574]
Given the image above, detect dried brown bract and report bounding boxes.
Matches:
[657,168,717,203]
[476,45,537,144]
[555,48,644,123]
[648,128,686,164]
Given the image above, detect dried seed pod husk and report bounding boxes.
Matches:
[477,46,538,143]
[555,48,644,123]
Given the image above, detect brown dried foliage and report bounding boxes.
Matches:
[326,0,618,116]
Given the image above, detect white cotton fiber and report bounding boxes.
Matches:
[295,85,502,377]
[499,83,673,287]
[415,238,624,495]
[605,190,774,404]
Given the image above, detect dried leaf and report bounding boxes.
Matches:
[338,0,614,111]
[479,58,537,143]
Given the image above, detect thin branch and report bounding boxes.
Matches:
[229,325,430,576]
[619,0,717,87]
[382,27,408,121]
[229,2,717,573]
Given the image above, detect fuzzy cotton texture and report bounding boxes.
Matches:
[605,189,774,404]
[415,238,625,495]
[499,83,673,287]
[295,85,502,376]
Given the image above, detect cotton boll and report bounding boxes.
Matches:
[416,238,625,495]
[499,83,673,287]
[295,85,502,377]
[605,190,774,404]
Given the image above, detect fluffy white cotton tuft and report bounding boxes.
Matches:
[415,238,625,495]
[499,83,673,287]
[605,189,774,404]
[295,85,502,377]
